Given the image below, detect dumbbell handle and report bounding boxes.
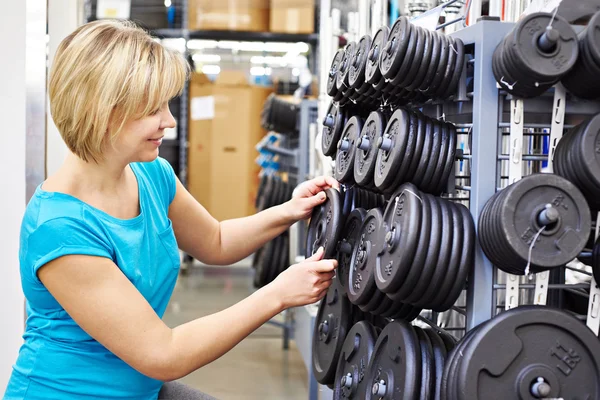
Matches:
[538,27,559,53]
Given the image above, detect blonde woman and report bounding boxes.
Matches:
[3,20,338,400]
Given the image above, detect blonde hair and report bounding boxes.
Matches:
[49,20,189,163]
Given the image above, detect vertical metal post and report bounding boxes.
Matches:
[452,21,513,330]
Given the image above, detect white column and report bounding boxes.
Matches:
[47,0,84,176]
[0,1,27,390]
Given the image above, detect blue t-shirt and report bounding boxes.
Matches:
[3,157,181,400]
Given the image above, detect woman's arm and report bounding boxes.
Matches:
[170,176,338,266]
[38,248,335,382]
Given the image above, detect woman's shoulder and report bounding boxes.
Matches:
[132,157,177,206]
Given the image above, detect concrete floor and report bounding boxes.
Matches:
[162,262,309,400]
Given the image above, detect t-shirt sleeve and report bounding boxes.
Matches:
[156,157,177,206]
[24,217,113,282]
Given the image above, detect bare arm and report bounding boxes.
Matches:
[170,177,338,265]
[38,249,334,381]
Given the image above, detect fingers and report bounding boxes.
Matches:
[311,259,338,273]
[305,247,325,262]
[294,176,341,198]
[318,270,335,282]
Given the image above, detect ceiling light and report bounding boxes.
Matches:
[192,54,221,63]
[202,65,221,75]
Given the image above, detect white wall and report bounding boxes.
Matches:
[0,1,27,390]
[46,0,83,176]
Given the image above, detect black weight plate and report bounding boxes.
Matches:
[412,196,453,308]
[387,186,430,301]
[374,108,411,191]
[585,11,600,66]
[375,183,422,294]
[389,110,419,192]
[593,235,600,283]
[419,31,442,92]
[404,112,427,184]
[434,202,476,312]
[278,234,289,275]
[322,102,345,157]
[499,173,591,271]
[419,119,443,194]
[379,16,411,80]
[335,116,364,184]
[354,111,387,188]
[573,114,600,193]
[251,245,263,270]
[456,306,600,400]
[441,37,466,99]
[424,33,450,96]
[327,49,345,97]
[256,175,274,211]
[437,329,457,354]
[406,29,434,91]
[396,24,426,88]
[433,34,458,98]
[365,291,394,315]
[306,188,344,259]
[426,120,451,195]
[403,193,442,304]
[349,35,372,90]
[390,22,417,86]
[337,208,368,297]
[415,327,435,400]
[411,118,434,188]
[490,187,528,274]
[253,238,275,288]
[428,200,464,309]
[334,321,378,399]
[423,328,447,400]
[435,122,458,195]
[312,275,353,385]
[441,324,479,400]
[364,320,420,400]
[266,235,283,284]
[347,208,384,307]
[403,306,422,322]
[342,186,355,218]
[510,12,579,82]
[366,27,390,85]
[337,42,357,92]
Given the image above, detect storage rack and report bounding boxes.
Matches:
[297,16,600,400]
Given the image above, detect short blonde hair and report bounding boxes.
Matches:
[49,20,189,163]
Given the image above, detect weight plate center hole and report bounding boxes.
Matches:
[533,204,562,236]
[535,29,560,57]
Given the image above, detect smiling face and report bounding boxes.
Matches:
[105,102,177,164]
[49,20,189,165]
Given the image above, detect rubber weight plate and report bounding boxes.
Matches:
[396,24,426,88]
[334,321,378,399]
[253,238,276,288]
[374,108,411,192]
[455,306,600,400]
[415,326,435,400]
[347,209,384,308]
[354,111,387,188]
[337,42,357,92]
[405,29,434,91]
[306,188,344,259]
[335,116,364,184]
[441,37,466,100]
[365,27,389,85]
[312,275,353,385]
[364,320,421,400]
[379,16,411,80]
[423,327,448,400]
[375,183,422,294]
[327,49,345,97]
[322,101,345,157]
[349,35,372,90]
[498,173,591,272]
[336,208,367,297]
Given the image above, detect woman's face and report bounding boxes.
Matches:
[107,102,176,164]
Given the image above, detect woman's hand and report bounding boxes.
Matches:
[269,247,337,309]
[282,176,340,222]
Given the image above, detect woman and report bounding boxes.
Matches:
[4,20,338,400]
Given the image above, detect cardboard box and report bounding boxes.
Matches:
[270,0,314,34]
[189,0,270,32]
[187,72,272,221]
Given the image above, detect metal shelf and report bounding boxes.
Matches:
[152,28,319,44]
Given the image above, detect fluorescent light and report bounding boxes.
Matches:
[251,67,266,76]
[265,67,272,76]
[251,56,287,66]
[164,0,172,7]
[187,40,218,50]
[202,65,221,75]
[192,54,221,63]
[161,38,186,53]
[292,68,300,77]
